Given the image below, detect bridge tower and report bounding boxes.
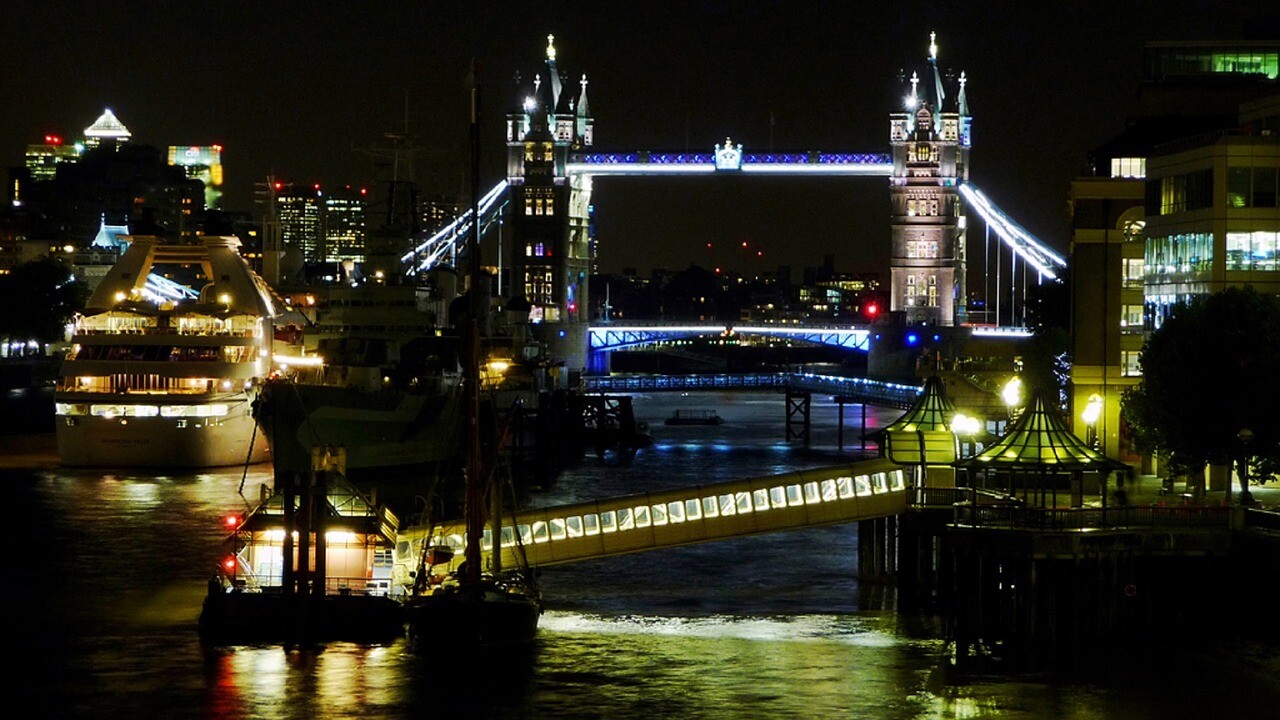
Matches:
[888,32,971,327]
[505,34,595,373]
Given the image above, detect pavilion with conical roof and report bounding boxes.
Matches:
[955,386,1131,507]
[883,374,955,434]
[879,375,973,487]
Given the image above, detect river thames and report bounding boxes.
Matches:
[10,387,1280,718]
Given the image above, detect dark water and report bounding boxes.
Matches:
[12,388,1280,719]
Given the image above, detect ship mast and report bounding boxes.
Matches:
[463,61,484,588]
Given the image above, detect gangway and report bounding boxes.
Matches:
[391,457,908,589]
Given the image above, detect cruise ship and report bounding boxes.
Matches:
[55,235,278,468]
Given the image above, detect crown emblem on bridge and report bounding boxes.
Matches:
[714,137,742,171]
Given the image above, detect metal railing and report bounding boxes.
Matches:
[953,503,1231,530]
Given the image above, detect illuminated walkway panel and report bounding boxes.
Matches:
[392,458,908,587]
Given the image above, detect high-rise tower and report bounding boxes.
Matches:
[888,33,971,327]
[505,35,595,371]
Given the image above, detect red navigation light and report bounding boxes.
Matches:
[756,251,763,257]
[45,134,62,145]
[222,557,235,572]
[715,267,722,274]
[865,302,879,318]
[741,241,748,248]
[313,183,321,190]
[360,187,368,196]
[224,514,240,528]
[212,144,223,152]
[273,182,283,190]
[568,302,577,312]
[706,243,713,249]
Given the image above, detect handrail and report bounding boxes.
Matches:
[953,503,1231,530]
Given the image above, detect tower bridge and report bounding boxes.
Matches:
[400,33,1067,372]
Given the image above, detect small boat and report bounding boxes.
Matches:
[664,409,723,426]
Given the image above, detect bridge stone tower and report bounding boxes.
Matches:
[505,35,595,373]
[888,33,971,327]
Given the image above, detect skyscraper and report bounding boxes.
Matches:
[167,145,224,210]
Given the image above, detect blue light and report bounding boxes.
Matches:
[559,330,566,338]
[933,334,940,341]
[906,333,919,346]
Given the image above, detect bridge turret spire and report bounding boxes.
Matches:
[958,71,969,117]
[577,74,590,118]
[927,31,946,128]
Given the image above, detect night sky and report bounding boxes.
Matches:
[4,2,1276,276]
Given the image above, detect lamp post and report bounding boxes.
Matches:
[1082,393,1103,450]
[1237,428,1255,505]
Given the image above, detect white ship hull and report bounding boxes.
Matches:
[54,235,280,470]
[57,396,269,468]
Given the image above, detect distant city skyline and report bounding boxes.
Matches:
[5,3,1278,274]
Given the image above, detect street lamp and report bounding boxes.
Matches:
[951,412,983,457]
[1082,393,1103,449]
[1237,428,1255,505]
[1001,376,1023,433]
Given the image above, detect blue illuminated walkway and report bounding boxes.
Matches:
[588,323,870,351]
[583,372,922,409]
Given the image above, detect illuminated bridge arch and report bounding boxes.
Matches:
[588,323,870,352]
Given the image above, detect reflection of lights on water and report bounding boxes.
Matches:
[538,611,900,647]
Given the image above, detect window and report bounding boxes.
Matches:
[1123,258,1144,287]
[1145,232,1213,278]
[1226,230,1280,271]
[1229,167,1251,208]
[1110,157,1146,179]
[1122,351,1143,377]
[1150,169,1212,214]
[1121,304,1144,333]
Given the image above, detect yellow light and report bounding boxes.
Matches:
[950,412,981,436]
[1082,393,1103,426]
[274,354,324,368]
[113,291,126,303]
[218,293,231,305]
[487,359,510,373]
[62,244,75,253]
[1002,377,1023,409]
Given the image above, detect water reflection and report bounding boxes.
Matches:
[15,389,1280,718]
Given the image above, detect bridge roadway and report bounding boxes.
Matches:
[390,457,908,588]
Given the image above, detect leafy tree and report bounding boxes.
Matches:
[1122,287,1280,492]
[1022,275,1071,405]
[0,256,88,349]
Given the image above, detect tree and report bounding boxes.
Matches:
[0,256,88,350]
[1122,287,1280,493]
